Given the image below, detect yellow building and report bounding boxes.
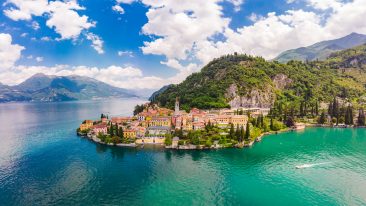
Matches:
[215,115,231,125]
[123,129,137,138]
[149,116,171,127]
[135,137,165,144]
[79,120,94,131]
[230,115,248,127]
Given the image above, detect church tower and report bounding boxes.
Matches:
[175,97,180,114]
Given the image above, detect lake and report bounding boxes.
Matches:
[1,99,366,206]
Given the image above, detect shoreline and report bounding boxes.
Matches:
[78,126,296,150]
[78,124,365,150]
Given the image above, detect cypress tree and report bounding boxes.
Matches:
[332,97,338,118]
[318,111,326,124]
[328,102,333,117]
[240,126,244,142]
[260,114,264,128]
[119,127,124,138]
[300,101,304,117]
[235,124,240,140]
[109,124,114,136]
[229,123,235,139]
[270,118,274,130]
[357,109,366,126]
[245,123,250,140]
[348,106,353,125]
[315,101,319,116]
[115,124,119,136]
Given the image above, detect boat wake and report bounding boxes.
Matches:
[295,162,331,169]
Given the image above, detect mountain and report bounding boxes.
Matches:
[148,84,172,102]
[274,33,366,62]
[151,50,366,110]
[0,74,138,103]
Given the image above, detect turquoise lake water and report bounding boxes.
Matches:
[1,99,366,206]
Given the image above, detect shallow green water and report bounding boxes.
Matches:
[1,99,366,205]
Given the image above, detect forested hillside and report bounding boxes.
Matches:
[152,47,366,112]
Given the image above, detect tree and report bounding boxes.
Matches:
[357,109,366,126]
[119,127,124,138]
[109,124,114,136]
[345,105,353,125]
[318,111,326,124]
[286,116,295,127]
[165,134,172,145]
[235,124,240,140]
[240,126,244,142]
[328,102,333,116]
[229,123,235,139]
[245,123,250,140]
[332,97,338,118]
[115,124,119,136]
[270,117,274,131]
[315,101,319,116]
[133,104,145,116]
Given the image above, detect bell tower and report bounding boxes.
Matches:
[175,97,180,114]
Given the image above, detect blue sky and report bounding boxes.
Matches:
[0,0,365,89]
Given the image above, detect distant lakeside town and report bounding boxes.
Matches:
[77,98,309,150]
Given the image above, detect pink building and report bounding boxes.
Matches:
[92,124,107,135]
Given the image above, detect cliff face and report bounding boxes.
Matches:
[225,84,275,108]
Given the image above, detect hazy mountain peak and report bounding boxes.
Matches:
[0,73,138,103]
[275,33,366,62]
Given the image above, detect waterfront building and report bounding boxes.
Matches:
[92,124,107,135]
[79,120,94,131]
[123,129,137,138]
[231,115,248,127]
[111,117,132,124]
[147,126,171,136]
[149,116,171,127]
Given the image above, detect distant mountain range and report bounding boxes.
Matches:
[0,73,138,103]
[274,32,366,62]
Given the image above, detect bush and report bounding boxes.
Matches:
[271,120,284,131]
[205,139,213,148]
[165,134,172,145]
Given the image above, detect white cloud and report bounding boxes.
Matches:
[4,0,95,40]
[116,0,136,4]
[140,0,366,70]
[227,0,244,12]
[20,32,28,37]
[118,50,134,57]
[112,4,124,14]
[0,33,24,70]
[31,21,40,30]
[46,1,95,40]
[85,33,104,54]
[305,0,342,10]
[35,56,43,62]
[248,13,263,22]
[40,36,51,41]
[3,0,48,21]
[141,0,230,68]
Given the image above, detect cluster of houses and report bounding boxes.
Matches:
[79,98,270,144]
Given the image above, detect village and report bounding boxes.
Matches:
[77,98,279,149]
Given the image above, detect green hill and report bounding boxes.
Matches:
[151,51,366,111]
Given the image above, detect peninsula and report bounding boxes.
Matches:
[78,43,366,149]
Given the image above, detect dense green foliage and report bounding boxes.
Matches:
[152,51,366,111]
